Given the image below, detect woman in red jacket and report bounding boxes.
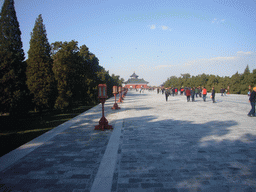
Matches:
[202,87,207,102]
[186,88,191,102]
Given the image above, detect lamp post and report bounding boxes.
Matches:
[122,87,125,99]
[118,86,123,103]
[95,84,113,131]
[111,86,120,110]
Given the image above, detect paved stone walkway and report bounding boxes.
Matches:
[0,90,256,192]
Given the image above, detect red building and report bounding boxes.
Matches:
[124,72,149,89]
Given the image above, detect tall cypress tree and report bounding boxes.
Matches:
[26,14,55,112]
[0,0,28,115]
[52,40,80,109]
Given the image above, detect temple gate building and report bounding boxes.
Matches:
[124,72,149,89]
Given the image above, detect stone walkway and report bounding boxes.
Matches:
[0,90,256,192]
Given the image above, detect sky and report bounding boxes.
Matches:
[1,0,256,86]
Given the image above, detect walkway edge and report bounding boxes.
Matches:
[0,102,105,172]
[90,119,123,192]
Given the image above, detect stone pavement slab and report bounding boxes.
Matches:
[110,90,256,192]
[0,96,123,192]
[0,90,256,192]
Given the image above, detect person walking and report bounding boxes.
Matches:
[248,87,256,117]
[220,88,224,96]
[180,87,184,95]
[165,88,170,101]
[198,86,202,97]
[172,87,175,96]
[211,87,216,103]
[191,87,195,102]
[195,87,199,98]
[186,88,191,102]
[202,87,207,102]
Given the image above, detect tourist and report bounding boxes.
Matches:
[180,87,184,95]
[191,87,195,102]
[195,87,199,98]
[202,87,207,102]
[172,87,175,96]
[165,88,170,101]
[186,88,191,102]
[220,87,224,96]
[211,87,216,103]
[224,89,227,96]
[198,86,202,97]
[248,87,256,117]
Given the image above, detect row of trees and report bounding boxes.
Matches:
[0,0,123,116]
[163,65,256,94]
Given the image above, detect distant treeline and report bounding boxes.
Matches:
[0,0,123,116]
[163,65,256,94]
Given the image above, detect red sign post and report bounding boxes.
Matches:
[95,84,113,131]
[111,86,120,110]
[117,86,123,103]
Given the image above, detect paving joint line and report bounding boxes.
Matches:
[90,110,125,192]
[0,98,113,173]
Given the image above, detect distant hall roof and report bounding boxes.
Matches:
[125,78,149,84]
[130,72,139,79]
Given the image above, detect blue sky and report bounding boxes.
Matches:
[1,0,256,86]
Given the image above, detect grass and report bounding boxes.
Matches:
[0,104,95,157]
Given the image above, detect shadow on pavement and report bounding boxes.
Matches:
[112,115,256,191]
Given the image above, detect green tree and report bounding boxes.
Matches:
[206,75,219,90]
[197,73,209,87]
[52,40,81,109]
[26,14,56,112]
[181,73,191,79]
[230,72,241,94]
[240,65,251,94]
[252,69,256,86]
[0,0,29,115]
[78,45,101,104]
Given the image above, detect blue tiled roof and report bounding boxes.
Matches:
[124,78,149,84]
[130,72,139,78]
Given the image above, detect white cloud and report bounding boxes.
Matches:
[212,18,225,24]
[237,51,253,55]
[137,64,177,71]
[153,65,175,70]
[161,26,168,30]
[149,25,171,31]
[208,56,236,61]
[119,51,255,86]
[150,25,156,29]
[180,51,254,68]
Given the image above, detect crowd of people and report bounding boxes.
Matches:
[157,86,228,103]
[156,86,256,118]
